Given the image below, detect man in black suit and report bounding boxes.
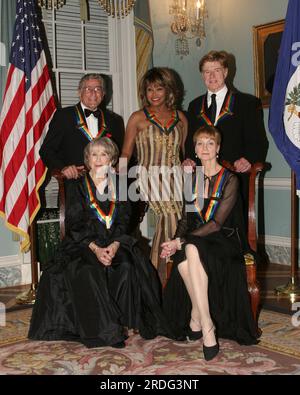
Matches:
[185,51,268,241]
[40,73,125,179]
[186,50,268,170]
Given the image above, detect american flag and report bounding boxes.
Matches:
[0,0,56,252]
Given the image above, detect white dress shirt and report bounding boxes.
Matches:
[207,85,228,125]
[81,102,98,138]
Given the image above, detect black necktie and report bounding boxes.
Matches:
[209,93,217,125]
[84,108,101,118]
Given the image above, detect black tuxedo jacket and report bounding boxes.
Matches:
[185,90,268,164]
[39,103,125,171]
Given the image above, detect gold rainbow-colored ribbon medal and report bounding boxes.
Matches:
[75,106,111,141]
[198,92,235,126]
[194,167,228,223]
[144,107,179,134]
[85,175,116,229]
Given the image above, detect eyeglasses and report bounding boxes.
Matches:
[82,86,103,94]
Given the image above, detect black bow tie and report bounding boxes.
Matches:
[84,108,101,118]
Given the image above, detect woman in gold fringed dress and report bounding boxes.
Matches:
[121,68,187,284]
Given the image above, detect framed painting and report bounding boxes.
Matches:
[253,19,285,107]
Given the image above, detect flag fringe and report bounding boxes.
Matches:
[0,167,48,253]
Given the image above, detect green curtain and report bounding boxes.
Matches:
[36,208,60,270]
[0,0,16,107]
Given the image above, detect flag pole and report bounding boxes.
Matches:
[275,170,300,298]
[16,222,38,305]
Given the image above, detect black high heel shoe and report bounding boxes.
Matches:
[186,318,203,341]
[203,326,219,361]
[186,328,203,341]
[111,341,126,349]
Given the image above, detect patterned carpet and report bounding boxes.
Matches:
[0,309,300,375]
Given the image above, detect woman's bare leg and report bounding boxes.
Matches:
[177,260,201,331]
[185,244,217,347]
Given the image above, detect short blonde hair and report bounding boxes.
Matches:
[199,50,228,73]
[193,126,222,146]
[139,67,179,109]
[84,137,119,168]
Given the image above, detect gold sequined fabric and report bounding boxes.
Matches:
[136,124,184,283]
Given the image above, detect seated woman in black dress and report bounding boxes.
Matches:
[28,137,169,348]
[161,126,259,361]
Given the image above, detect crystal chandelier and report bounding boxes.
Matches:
[169,0,208,57]
[98,0,136,18]
[37,0,65,9]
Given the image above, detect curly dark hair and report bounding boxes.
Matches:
[139,67,179,109]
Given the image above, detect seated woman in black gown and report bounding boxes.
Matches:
[161,126,259,361]
[28,137,169,348]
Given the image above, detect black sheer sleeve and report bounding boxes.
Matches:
[189,173,239,238]
[174,203,188,239]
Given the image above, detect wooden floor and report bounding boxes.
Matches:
[0,263,299,314]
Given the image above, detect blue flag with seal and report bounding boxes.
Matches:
[269,0,300,194]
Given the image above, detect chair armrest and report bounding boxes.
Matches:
[221,161,265,252]
[248,163,264,252]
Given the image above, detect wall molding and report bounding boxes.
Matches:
[0,255,20,268]
[259,177,290,190]
[259,234,299,248]
[259,234,300,266]
[0,254,32,285]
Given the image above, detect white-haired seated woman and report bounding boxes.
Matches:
[29,137,169,348]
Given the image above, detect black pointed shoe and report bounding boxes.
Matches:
[111,341,126,349]
[186,328,203,342]
[202,325,219,361]
[203,342,219,361]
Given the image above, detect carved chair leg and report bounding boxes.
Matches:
[249,285,262,337]
[246,264,262,337]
